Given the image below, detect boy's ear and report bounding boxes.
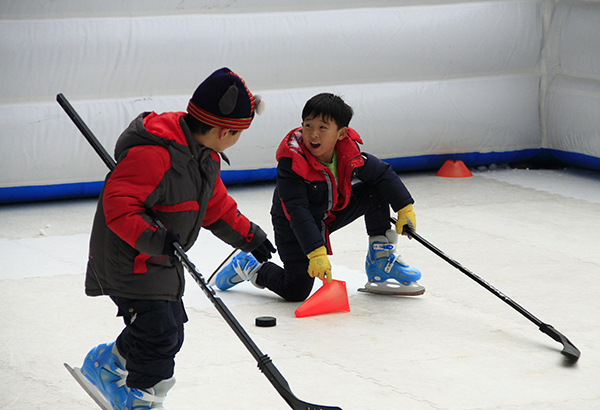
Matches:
[337,126,348,140]
[218,128,231,140]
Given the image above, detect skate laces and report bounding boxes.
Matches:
[97,354,128,400]
[127,377,175,410]
[131,388,167,405]
[372,243,395,252]
[384,253,397,273]
[232,255,259,281]
[372,242,396,273]
[371,242,410,274]
[107,363,127,389]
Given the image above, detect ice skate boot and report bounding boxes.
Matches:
[209,251,262,290]
[362,229,425,296]
[81,341,129,410]
[124,377,176,410]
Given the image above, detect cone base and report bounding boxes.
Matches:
[436,160,472,178]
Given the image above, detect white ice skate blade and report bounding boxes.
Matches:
[358,281,425,296]
[64,363,113,410]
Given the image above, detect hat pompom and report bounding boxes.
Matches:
[254,94,266,115]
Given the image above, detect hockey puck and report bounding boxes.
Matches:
[255,316,276,327]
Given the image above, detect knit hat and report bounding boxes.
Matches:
[187,67,264,130]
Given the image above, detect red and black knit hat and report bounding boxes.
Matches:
[187,67,264,130]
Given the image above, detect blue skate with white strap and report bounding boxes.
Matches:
[209,251,262,291]
[361,229,425,296]
[80,341,129,410]
[123,377,176,410]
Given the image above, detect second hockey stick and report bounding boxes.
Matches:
[392,217,580,362]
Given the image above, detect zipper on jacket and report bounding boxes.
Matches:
[321,169,334,211]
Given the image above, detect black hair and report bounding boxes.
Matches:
[183,113,213,135]
[301,93,353,129]
[183,114,239,136]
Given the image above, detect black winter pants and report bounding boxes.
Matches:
[256,182,391,301]
[111,296,188,389]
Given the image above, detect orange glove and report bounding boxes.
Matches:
[396,204,417,236]
[307,246,332,283]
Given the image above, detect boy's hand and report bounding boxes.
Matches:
[251,238,276,263]
[162,230,181,258]
[396,204,416,236]
[307,246,332,283]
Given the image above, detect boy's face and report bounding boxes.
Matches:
[302,114,346,163]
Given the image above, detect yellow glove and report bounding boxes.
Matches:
[396,204,417,236]
[307,246,332,283]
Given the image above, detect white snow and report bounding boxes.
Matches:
[1,168,599,409]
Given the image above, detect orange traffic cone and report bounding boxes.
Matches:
[295,279,350,318]
[436,160,472,178]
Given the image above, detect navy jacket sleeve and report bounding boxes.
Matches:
[355,152,414,212]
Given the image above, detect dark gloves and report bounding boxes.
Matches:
[251,238,276,263]
[162,230,181,259]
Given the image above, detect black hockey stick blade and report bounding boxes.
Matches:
[539,323,580,362]
[58,93,342,410]
[259,355,342,410]
[395,220,580,362]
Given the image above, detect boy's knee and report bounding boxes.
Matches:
[280,259,313,301]
[282,275,314,302]
[285,287,313,302]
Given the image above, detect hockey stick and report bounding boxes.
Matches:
[206,248,237,285]
[57,93,342,410]
[392,217,579,362]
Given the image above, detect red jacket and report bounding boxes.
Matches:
[86,111,266,301]
[271,127,413,262]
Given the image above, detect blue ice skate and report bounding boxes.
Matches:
[123,377,175,410]
[363,230,425,295]
[210,251,261,291]
[81,341,129,410]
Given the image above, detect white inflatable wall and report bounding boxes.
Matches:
[1,0,599,203]
[543,1,600,168]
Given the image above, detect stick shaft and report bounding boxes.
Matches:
[56,94,116,170]
[396,220,579,360]
[408,229,542,326]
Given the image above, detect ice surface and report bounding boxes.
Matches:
[1,169,599,409]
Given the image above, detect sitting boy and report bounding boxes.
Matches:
[212,92,423,301]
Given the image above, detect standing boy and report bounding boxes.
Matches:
[212,92,423,301]
[78,68,275,410]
